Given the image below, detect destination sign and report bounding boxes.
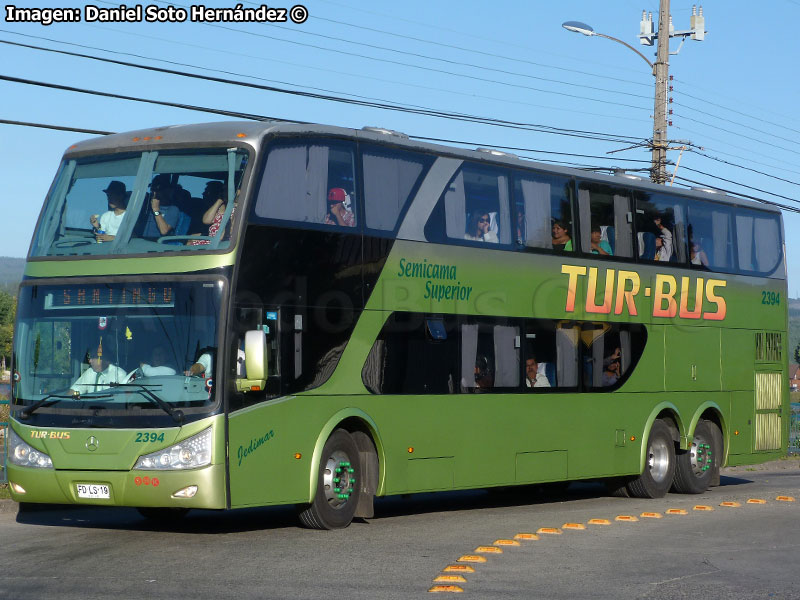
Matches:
[45,285,175,310]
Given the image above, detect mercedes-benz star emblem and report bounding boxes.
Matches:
[85,436,99,452]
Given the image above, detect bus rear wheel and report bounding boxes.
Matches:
[627,420,676,499]
[671,420,719,494]
[297,429,361,530]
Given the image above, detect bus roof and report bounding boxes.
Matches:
[64,120,783,215]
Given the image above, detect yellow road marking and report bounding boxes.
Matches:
[694,505,713,511]
[536,527,563,535]
[615,515,639,522]
[747,499,767,504]
[640,512,662,519]
[562,523,586,530]
[588,518,611,525]
[720,501,741,507]
[514,533,540,540]
[666,509,688,515]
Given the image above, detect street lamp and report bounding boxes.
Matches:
[562,18,667,183]
[561,21,654,69]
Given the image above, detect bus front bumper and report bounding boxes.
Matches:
[7,463,227,509]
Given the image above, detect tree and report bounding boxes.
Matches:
[0,291,16,367]
[795,342,800,366]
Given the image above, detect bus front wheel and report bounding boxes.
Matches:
[297,429,362,530]
[627,420,676,499]
[671,420,719,494]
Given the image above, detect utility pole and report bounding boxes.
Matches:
[651,0,670,184]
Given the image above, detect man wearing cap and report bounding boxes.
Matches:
[90,180,129,242]
[324,187,355,227]
[70,343,127,395]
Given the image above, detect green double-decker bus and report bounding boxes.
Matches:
[7,121,788,528]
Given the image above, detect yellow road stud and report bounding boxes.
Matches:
[444,565,475,574]
[720,501,741,507]
[776,496,796,502]
[694,505,713,511]
[428,585,464,593]
[493,539,521,546]
[666,509,688,515]
[514,533,540,540]
[536,527,563,535]
[747,499,767,504]
[475,546,503,554]
[434,575,467,583]
[640,512,662,519]
[615,515,639,522]
[588,518,611,525]
[562,523,586,530]
[456,555,487,563]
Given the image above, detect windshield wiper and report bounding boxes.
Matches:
[20,390,112,419]
[110,383,184,424]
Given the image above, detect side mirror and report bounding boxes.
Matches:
[235,330,268,393]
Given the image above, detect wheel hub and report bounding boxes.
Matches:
[323,450,356,509]
[689,435,713,478]
[648,436,672,483]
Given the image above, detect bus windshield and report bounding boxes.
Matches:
[30,147,248,257]
[12,280,223,420]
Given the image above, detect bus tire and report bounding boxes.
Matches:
[297,429,361,530]
[671,419,717,494]
[627,420,675,499]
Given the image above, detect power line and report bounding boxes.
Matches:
[687,148,800,189]
[672,175,800,214]
[0,119,113,135]
[677,165,800,205]
[82,23,650,125]
[673,113,800,159]
[0,37,645,144]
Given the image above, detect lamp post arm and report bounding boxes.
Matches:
[593,32,655,71]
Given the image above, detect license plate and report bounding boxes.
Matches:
[76,483,110,499]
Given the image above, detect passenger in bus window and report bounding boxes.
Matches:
[186,348,214,377]
[464,212,498,243]
[551,219,572,251]
[690,240,709,267]
[653,217,673,262]
[140,175,184,239]
[474,356,494,391]
[70,343,126,394]
[90,180,128,242]
[601,347,621,387]
[324,187,356,227]
[189,181,234,245]
[590,226,612,256]
[139,346,177,377]
[525,357,550,388]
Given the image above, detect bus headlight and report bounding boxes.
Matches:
[133,427,212,470]
[8,429,54,469]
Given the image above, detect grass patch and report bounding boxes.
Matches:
[0,485,9,500]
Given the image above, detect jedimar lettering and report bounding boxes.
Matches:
[561,265,727,321]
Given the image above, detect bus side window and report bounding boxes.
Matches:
[254,140,358,229]
[687,200,735,272]
[443,164,511,245]
[513,172,573,251]
[460,320,519,392]
[634,192,687,264]
[735,207,782,275]
[361,145,432,234]
[577,182,633,257]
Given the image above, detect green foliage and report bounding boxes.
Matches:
[0,291,16,367]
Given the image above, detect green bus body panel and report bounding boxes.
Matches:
[24,252,236,278]
[7,415,226,509]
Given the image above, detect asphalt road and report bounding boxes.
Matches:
[2,467,800,600]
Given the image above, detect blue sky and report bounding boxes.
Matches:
[2,0,799,294]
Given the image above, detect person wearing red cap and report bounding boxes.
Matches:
[324,188,355,227]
